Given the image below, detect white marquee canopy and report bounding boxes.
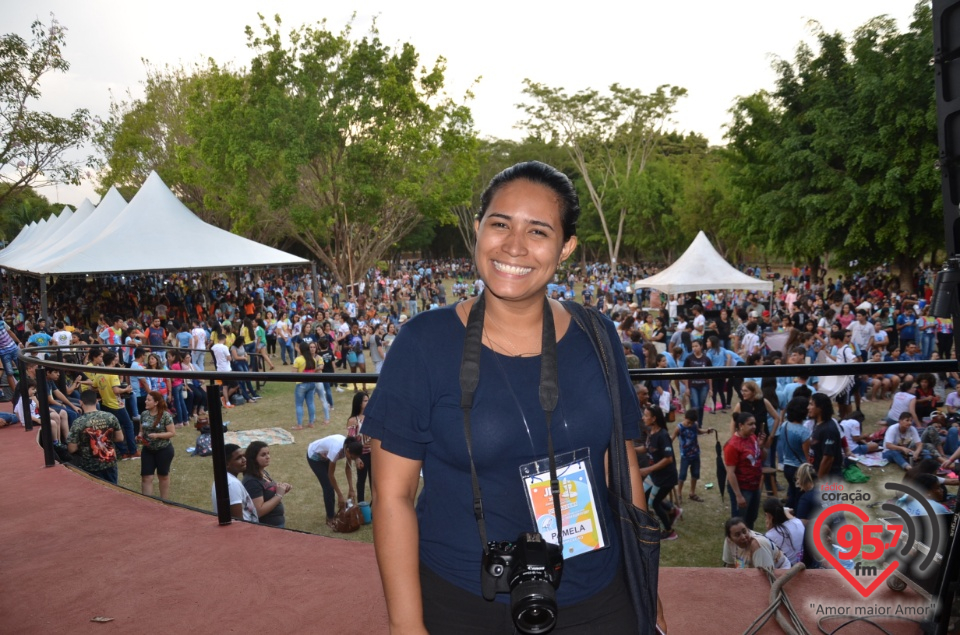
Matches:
[1,171,309,276]
[636,231,773,295]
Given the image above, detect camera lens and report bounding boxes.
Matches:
[510,580,558,634]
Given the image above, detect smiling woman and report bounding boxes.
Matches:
[363,161,659,634]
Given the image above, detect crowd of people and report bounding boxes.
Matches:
[4,171,960,630]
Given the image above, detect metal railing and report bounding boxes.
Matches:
[18,344,957,526]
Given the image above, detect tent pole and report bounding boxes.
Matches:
[40,276,48,323]
[311,261,319,309]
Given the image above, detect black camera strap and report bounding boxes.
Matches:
[459,293,563,555]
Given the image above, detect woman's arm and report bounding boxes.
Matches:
[327,458,346,509]
[251,485,285,518]
[764,400,780,447]
[371,441,428,634]
[725,462,745,507]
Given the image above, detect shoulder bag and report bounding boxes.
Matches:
[565,302,665,635]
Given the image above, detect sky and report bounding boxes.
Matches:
[7,0,921,207]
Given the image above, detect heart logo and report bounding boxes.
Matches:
[812,503,899,598]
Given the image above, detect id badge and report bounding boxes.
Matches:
[520,448,608,559]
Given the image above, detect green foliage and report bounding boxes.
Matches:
[0,15,90,208]
[725,2,938,287]
[518,80,687,265]
[0,184,59,241]
[95,15,477,283]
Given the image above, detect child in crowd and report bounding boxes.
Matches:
[671,408,715,502]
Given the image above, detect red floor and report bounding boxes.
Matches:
[2,420,929,634]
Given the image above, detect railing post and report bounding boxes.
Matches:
[35,362,55,467]
[207,382,231,525]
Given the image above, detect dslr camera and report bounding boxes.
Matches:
[481,532,563,634]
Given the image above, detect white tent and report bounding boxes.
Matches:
[636,231,773,294]
[4,171,309,276]
[7,192,121,271]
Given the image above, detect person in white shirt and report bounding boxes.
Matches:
[849,311,874,361]
[211,340,239,407]
[190,321,208,370]
[740,322,761,358]
[51,321,72,348]
[306,434,364,528]
[838,411,880,455]
[211,443,259,522]
[882,412,922,470]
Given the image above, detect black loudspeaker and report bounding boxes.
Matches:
[933,5,960,633]
[934,0,960,254]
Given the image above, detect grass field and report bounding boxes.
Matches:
[115,353,910,567]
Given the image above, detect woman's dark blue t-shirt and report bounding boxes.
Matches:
[362,304,641,605]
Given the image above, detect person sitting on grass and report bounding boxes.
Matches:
[211,443,258,522]
[883,412,923,471]
[671,407,714,503]
[243,441,292,528]
[722,516,790,570]
[762,497,805,565]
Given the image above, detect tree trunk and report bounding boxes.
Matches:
[811,256,822,285]
[895,253,918,294]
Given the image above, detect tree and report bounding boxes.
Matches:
[517,81,686,266]
[185,15,477,284]
[0,16,90,208]
[0,184,58,241]
[725,3,938,290]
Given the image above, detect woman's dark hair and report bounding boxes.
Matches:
[298,342,315,371]
[734,412,756,430]
[810,393,834,421]
[913,472,941,495]
[905,458,942,482]
[917,373,937,389]
[244,440,268,480]
[344,436,364,460]
[350,391,369,418]
[86,347,104,364]
[707,335,720,350]
[763,497,797,552]
[644,404,667,429]
[725,516,747,538]
[680,331,693,353]
[478,161,580,241]
[167,350,182,364]
[785,397,809,424]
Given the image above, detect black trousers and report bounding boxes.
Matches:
[420,563,639,634]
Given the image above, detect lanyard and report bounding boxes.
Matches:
[459,293,563,553]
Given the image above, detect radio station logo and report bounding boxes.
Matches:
[812,482,946,598]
